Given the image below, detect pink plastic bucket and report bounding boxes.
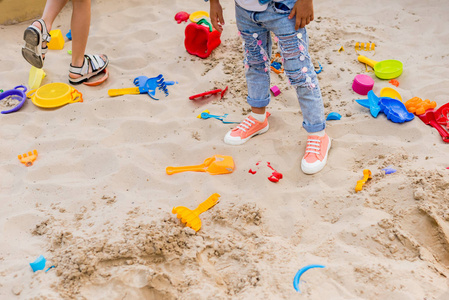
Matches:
[352,74,374,95]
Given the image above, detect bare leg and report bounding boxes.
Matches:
[32,0,69,56]
[70,0,91,67]
[251,106,266,115]
[41,0,69,31]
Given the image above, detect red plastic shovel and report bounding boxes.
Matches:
[418,109,449,143]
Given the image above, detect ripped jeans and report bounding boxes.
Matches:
[236,0,326,133]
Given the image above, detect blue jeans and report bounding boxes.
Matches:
[235,0,326,133]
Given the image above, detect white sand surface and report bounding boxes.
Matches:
[1,0,448,299]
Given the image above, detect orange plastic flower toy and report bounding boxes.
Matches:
[18,150,38,167]
[404,97,437,115]
[172,193,220,232]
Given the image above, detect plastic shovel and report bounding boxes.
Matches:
[435,102,449,128]
[358,55,403,80]
[417,109,449,143]
[166,155,235,175]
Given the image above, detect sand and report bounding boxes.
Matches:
[1,0,449,299]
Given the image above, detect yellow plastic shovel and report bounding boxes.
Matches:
[166,155,235,175]
[172,193,220,231]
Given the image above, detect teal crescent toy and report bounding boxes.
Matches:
[293,264,326,293]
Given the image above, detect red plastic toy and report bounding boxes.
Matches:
[175,11,190,24]
[184,21,221,59]
[435,102,449,129]
[189,86,228,100]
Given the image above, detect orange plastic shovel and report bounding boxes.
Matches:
[172,193,220,231]
[355,169,372,192]
[166,155,235,175]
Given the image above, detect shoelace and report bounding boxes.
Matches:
[234,117,256,133]
[305,138,321,155]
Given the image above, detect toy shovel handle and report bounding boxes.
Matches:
[108,87,140,97]
[166,164,206,175]
[358,55,378,68]
[193,193,220,215]
[429,119,449,142]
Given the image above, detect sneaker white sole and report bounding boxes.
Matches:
[224,123,269,146]
[301,137,332,175]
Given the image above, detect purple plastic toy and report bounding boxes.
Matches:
[0,85,27,114]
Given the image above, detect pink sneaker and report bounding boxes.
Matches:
[301,133,331,174]
[224,112,271,145]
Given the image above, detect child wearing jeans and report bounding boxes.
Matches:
[21,0,108,84]
[209,0,331,174]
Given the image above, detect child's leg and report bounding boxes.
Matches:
[41,0,69,32]
[68,0,108,83]
[235,4,272,113]
[70,0,91,68]
[22,0,68,67]
[267,1,330,174]
[223,4,272,145]
[274,28,325,133]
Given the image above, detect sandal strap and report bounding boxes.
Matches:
[34,19,51,43]
[85,54,107,72]
[69,54,108,76]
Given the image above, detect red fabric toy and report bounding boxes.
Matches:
[184,22,221,59]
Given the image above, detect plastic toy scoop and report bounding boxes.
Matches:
[358,55,403,80]
[172,193,220,231]
[355,169,372,192]
[166,155,235,175]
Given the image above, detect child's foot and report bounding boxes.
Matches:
[69,54,109,84]
[301,133,331,174]
[224,112,271,145]
[22,19,51,69]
